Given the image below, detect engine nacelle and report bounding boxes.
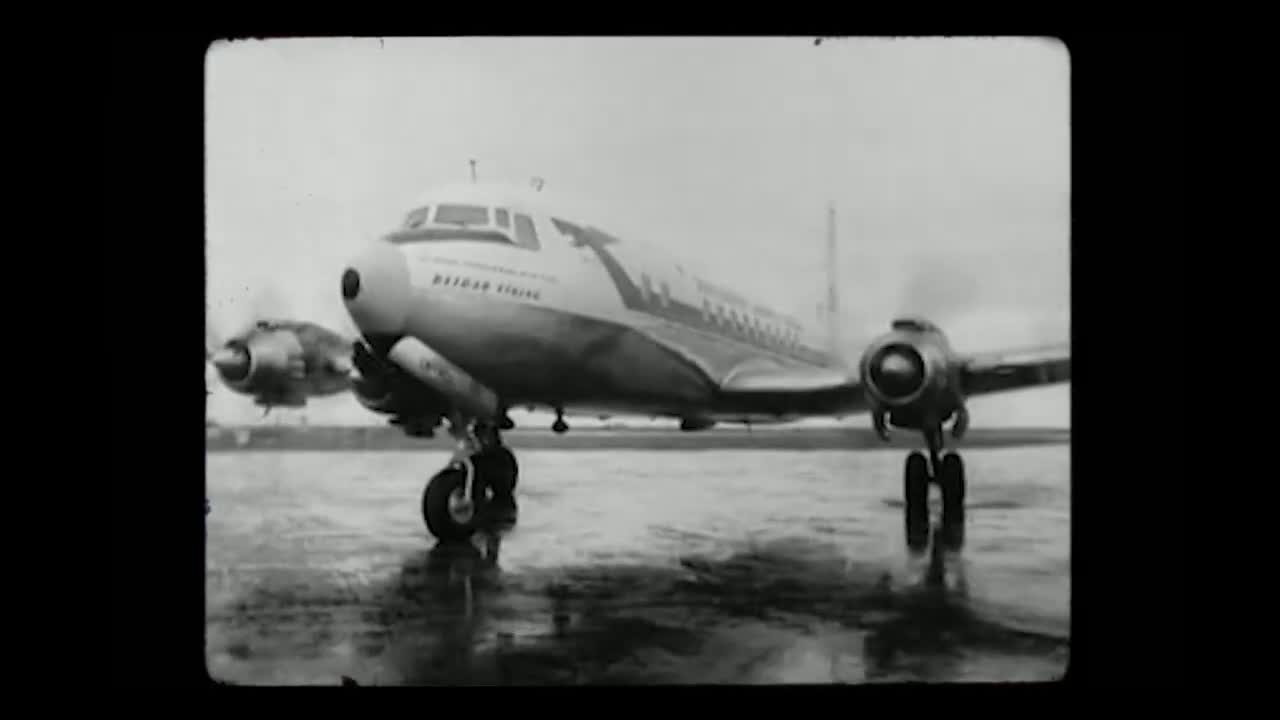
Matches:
[858,317,962,432]
[212,331,305,394]
[350,339,449,420]
[353,372,397,413]
[385,335,500,421]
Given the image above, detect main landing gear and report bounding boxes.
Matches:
[422,419,519,542]
[903,426,965,554]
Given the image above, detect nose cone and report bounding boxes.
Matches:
[880,353,917,380]
[212,346,249,383]
[342,241,410,336]
[871,346,925,399]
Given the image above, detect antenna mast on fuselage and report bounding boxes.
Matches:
[469,159,477,184]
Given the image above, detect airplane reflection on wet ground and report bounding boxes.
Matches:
[213,523,1066,685]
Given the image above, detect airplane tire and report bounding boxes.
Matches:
[472,446,519,525]
[904,451,930,551]
[939,452,965,516]
[423,464,483,542]
[473,446,518,495]
[938,452,966,551]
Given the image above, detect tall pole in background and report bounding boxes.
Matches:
[826,204,844,367]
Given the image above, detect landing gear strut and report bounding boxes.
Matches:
[903,425,966,554]
[421,418,519,542]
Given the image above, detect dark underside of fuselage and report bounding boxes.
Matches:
[399,292,862,421]
[711,385,868,420]
[404,292,715,415]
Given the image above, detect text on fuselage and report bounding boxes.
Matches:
[432,273,542,302]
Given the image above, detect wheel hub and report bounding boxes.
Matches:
[448,487,475,524]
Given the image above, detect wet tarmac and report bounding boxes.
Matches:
[205,447,1069,684]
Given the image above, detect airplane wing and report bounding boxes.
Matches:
[714,357,867,417]
[711,341,1070,418]
[956,343,1071,397]
[721,359,856,393]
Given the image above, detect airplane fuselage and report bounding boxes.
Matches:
[343,183,844,423]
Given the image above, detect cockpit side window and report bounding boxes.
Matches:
[403,206,430,229]
[495,208,510,229]
[434,204,489,227]
[513,214,540,250]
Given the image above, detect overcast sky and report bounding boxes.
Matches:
[206,36,1069,427]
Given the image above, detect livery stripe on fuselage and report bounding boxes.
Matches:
[550,217,830,369]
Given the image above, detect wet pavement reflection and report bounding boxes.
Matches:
[206,449,1069,685]
[214,529,1062,684]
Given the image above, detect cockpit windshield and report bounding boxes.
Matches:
[433,204,489,227]
[891,317,939,333]
[389,204,539,251]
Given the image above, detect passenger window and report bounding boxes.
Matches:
[513,214,540,250]
[495,209,510,229]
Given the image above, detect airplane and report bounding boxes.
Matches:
[218,179,1070,551]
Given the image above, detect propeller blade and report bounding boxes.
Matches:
[206,318,224,360]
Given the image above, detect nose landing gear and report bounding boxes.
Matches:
[421,417,520,542]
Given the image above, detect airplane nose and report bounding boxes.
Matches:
[342,240,410,336]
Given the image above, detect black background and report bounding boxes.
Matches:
[108,32,1183,689]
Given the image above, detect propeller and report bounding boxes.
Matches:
[205,314,223,396]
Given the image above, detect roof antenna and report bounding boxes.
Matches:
[469,159,477,184]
